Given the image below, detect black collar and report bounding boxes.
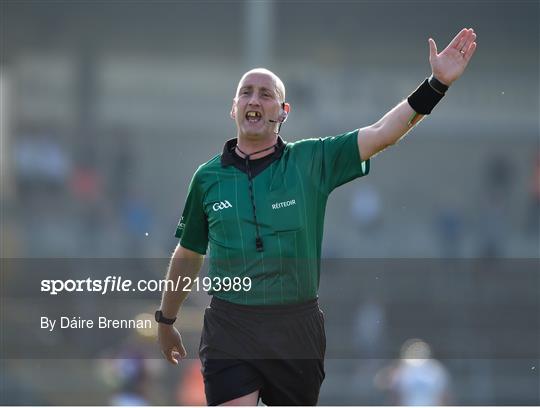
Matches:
[221,136,286,169]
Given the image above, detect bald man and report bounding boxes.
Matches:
[157,29,476,405]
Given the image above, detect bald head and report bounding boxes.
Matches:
[236,68,286,103]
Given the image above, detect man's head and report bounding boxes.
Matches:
[230,68,290,141]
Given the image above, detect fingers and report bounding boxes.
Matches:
[448,28,468,49]
[161,347,177,365]
[162,344,186,365]
[171,346,187,364]
[171,351,181,364]
[457,28,476,52]
[163,347,180,365]
[465,30,477,53]
[464,41,477,62]
[428,38,438,58]
[456,32,468,51]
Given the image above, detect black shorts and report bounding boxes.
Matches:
[199,296,326,406]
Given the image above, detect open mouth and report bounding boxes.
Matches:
[245,111,262,123]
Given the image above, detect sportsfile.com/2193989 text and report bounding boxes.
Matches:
[40,276,252,295]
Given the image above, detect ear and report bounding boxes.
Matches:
[230,98,237,119]
[283,102,291,114]
[279,102,291,122]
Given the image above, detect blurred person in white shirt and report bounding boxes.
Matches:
[375,338,452,405]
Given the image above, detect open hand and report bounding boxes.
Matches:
[429,28,477,86]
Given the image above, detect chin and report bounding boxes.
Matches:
[242,128,265,139]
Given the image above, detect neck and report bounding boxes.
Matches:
[236,135,278,160]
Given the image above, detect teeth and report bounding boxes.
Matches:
[246,111,261,117]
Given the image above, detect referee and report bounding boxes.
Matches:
[157,28,476,406]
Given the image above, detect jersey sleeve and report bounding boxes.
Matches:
[174,170,208,255]
[318,129,370,194]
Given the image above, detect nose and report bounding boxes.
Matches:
[248,94,261,106]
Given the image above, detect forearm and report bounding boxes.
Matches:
[372,99,425,147]
[357,99,427,161]
[159,244,203,319]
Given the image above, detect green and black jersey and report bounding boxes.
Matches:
[175,129,369,305]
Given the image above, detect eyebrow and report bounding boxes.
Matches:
[239,85,275,94]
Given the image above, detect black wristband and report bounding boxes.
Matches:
[428,75,449,94]
[155,310,176,325]
[407,78,446,115]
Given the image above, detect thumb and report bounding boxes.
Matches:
[428,38,438,59]
[171,350,180,365]
[170,343,187,364]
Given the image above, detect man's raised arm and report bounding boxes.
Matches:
[157,244,204,364]
[357,28,477,161]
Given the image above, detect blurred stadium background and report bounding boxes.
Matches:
[1,0,538,405]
